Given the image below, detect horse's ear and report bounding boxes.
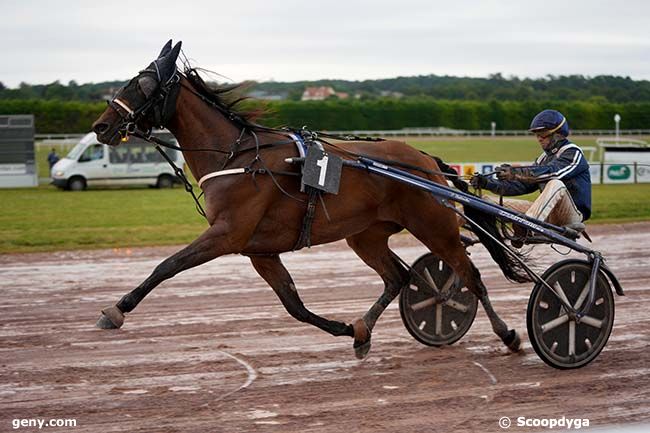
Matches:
[157,41,182,83]
[157,40,172,59]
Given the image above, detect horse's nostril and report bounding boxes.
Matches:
[93,122,109,135]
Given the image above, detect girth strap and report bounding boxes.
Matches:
[293,186,320,251]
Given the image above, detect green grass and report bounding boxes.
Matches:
[1,183,649,254]
[2,135,647,254]
[0,187,207,253]
[591,184,650,222]
[404,136,643,163]
[407,136,542,162]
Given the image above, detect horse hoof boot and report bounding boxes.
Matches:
[96,305,124,329]
[503,329,522,352]
[352,318,371,359]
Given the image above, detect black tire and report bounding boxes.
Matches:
[67,176,86,191]
[527,259,615,369]
[157,174,174,189]
[399,253,478,346]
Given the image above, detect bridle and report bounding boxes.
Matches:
[108,68,181,140]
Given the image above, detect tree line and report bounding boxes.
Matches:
[1,97,648,134]
[264,99,650,131]
[2,74,650,103]
[0,80,124,102]
[256,74,650,103]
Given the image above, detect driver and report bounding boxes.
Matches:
[471,109,591,246]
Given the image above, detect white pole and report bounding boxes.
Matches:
[614,113,621,140]
[490,121,496,137]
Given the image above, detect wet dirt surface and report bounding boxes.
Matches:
[1,223,649,432]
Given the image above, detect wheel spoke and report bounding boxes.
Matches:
[569,321,576,356]
[439,273,456,295]
[580,315,603,329]
[444,299,469,313]
[411,297,435,311]
[435,304,443,335]
[423,268,440,294]
[553,281,572,309]
[541,314,569,333]
[573,281,590,310]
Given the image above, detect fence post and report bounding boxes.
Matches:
[600,162,604,184]
[634,162,638,184]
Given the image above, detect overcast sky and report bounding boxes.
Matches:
[2,0,649,88]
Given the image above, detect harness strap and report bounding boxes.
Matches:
[293,187,320,251]
[198,168,247,189]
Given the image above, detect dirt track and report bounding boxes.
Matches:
[1,223,649,432]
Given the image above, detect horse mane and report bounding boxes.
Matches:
[181,67,267,126]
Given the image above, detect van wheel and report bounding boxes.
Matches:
[68,177,87,191]
[157,174,174,189]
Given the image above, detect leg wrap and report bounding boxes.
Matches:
[480,295,508,338]
[363,289,397,331]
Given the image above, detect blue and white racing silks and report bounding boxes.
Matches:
[485,138,592,220]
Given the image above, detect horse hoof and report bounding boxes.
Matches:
[96,306,124,329]
[354,340,372,359]
[503,329,522,352]
[352,318,371,359]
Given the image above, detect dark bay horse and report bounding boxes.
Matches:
[92,40,527,359]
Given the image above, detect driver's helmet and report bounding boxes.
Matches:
[529,109,569,137]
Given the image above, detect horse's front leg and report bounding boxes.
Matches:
[96,221,241,329]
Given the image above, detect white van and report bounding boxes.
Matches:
[51,131,184,190]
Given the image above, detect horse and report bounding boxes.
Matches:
[92,40,528,359]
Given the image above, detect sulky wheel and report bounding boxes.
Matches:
[527,259,615,369]
[399,253,477,346]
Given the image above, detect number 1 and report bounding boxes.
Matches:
[316,155,329,186]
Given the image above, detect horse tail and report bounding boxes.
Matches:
[462,206,533,283]
[432,154,533,284]
[431,156,469,192]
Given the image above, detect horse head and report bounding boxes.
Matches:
[92,40,182,146]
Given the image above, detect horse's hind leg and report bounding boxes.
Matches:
[345,223,410,359]
[462,256,521,351]
[249,255,354,338]
[405,209,522,352]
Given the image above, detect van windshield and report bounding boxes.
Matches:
[67,133,98,160]
[66,142,87,160]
